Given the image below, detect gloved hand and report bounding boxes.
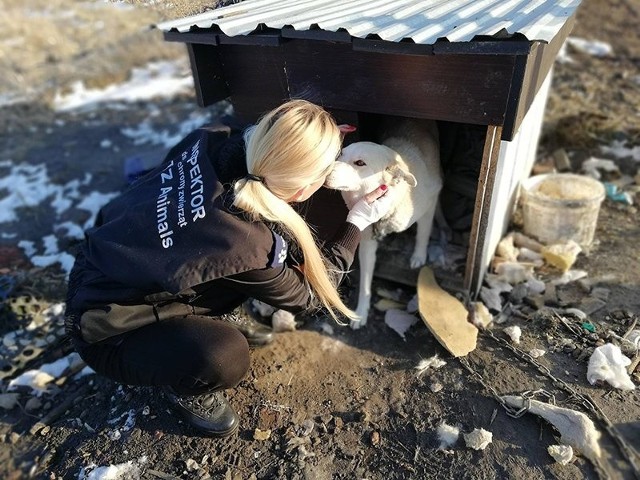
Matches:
[346,185,394,231]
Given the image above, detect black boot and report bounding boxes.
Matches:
[164,387,239,437]
[221,303,274,347]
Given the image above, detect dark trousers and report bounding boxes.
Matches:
[72,315,250,396]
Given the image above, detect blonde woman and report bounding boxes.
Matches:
[65,99,392,437]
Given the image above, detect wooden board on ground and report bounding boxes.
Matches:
[417,266,478,357]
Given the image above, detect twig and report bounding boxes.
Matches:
[29,383,93,435]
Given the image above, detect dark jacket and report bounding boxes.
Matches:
[66,127,360,343]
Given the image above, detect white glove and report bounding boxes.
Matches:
[346,185,394,231]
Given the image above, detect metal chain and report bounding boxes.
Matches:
[458,328,640,480]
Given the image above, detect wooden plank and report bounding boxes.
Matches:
[282,40,516,126]
[186,43,229,108]
[464,125,502,296]
[216,44,288,122]
[417,266,478,357]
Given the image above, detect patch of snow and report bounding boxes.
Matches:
[54,60,193,112]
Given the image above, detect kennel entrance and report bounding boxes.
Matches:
[157,0,581,296]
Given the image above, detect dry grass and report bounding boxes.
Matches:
[0,0,230,105]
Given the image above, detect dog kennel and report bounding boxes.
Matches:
[157,0,582,296]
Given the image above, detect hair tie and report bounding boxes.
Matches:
[245,173,264,183]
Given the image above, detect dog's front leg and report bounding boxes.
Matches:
[352,228,378,329]
[410,199,438,269]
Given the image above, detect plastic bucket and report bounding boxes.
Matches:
[520,173,605,249]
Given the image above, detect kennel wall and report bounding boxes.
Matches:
[157,0,582,296]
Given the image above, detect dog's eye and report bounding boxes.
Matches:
[354,160,366,167]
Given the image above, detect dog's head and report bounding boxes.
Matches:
[324,141,417,197]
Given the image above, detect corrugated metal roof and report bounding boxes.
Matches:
[156,0,582,45]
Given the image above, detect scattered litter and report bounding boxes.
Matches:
[253,428,272,441]
[604,182,633,205]
[512,232,544,252]
[468,302,493,329]
[320,322,334,335]
[78,455,148,480]
[415,355,447,378]
[463,428,492,450]
[504,326,522,344]
[551,269,589,286]
[587,344,635,390]
[406,294,418,313]
[384,309,418,340]
[581,322,596,333]
[501,395,601,463]
[272,310,297,332]
[430,382,443,393]
[529,349,546,358]
[374,298,405,312]
[548,444,574,465]
[251,299,276,317]
[480,286,504,313]
[495,262,535,285]
[581,157,620,179]
[564,308,587,321]
[376,287,404,302]
[542,240,582,272]
[436,422,459,449]
[496,233,518,262]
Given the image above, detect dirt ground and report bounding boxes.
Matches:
[1,0,639,479]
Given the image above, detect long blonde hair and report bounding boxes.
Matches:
[232,99,356,322]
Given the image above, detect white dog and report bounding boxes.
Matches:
[324,118,443,329]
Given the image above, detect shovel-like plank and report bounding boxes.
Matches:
[417,266,478,357]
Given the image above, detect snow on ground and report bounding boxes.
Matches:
[1,60,217,276]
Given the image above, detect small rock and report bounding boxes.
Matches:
[0,393,20,410]
[25,397,42,412]
[548,444,574,465]
[371,431,381,447]
[185,458,199,472]
[580,297,607,315]
[464,428,492,450]
[430,382,443,393]
[590,287,610,301]
[504,326,522,344]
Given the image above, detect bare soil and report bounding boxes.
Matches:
[1,1,639,479]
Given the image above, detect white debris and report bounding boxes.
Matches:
[415,355,447,377]
[587,344,636,391]
[78,455,148,480]
[517,247,543,264]
[320,322,334,335]
[406,294,419,313]
[548,444,574,465]
[551,270,588,286]
[504,326,522,344]
[501,396,601,463]
[436,422,459,449]
[496,233,519,262]
[272,309,297,332]
[463,428,493,450]
[529,348,546,358]
[376,287,403,301]
[525,277,546,295]
[564,308,588,321]
[468,302,493,329]
[495,262,535,285]
[251,299,276,317]
[484,274,513,294]
[384,309,418,340]
[430,382,443,393]
[185,458,199,472]
[480,286,504,313]
[581,157,620,180]
[625,330,640,350]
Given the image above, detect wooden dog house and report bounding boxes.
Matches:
[157,0,582,296]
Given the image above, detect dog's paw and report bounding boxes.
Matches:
[350,318,367,330]
[410,251,427,269]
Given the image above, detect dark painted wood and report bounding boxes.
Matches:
[186,43,229,107]
[464,125,502,295]
[282,39,515,126]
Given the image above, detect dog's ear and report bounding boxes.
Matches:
[386,159,417,187]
